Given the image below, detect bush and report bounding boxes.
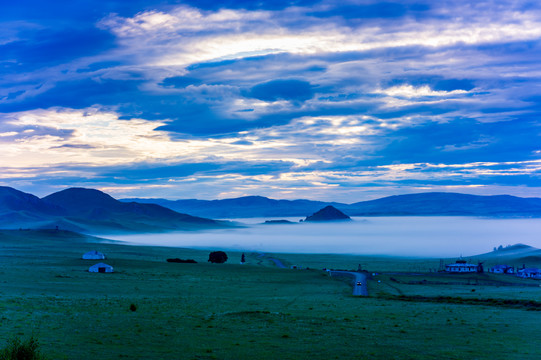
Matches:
[166,258,197,263]
[208,251,228,264]
[0,336,47,360]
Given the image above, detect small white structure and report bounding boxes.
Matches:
[89,263,114,273]
[517,268,541,279]
[82,250,106,260]
[445,260,478,273]
[491,265,514,274]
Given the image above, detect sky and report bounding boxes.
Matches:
[1,0,540,202]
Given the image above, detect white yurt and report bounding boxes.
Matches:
[82,250,106,260]
[89,263,114,273]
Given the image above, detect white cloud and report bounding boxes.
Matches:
[96,4,541,70]
[0,132,18,137]
[376,85,469,98]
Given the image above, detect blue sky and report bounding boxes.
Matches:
[1,0,540,202]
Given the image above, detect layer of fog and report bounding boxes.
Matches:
[106,217,541,257]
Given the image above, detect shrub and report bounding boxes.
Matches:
[166,258,197,263]
[208,251,228,264]
[0,336,47,360]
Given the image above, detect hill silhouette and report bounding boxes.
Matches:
[0,187,228,233]
[0,186,62,215]
[304,206,351,222]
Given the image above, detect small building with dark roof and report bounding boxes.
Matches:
[89,263,114,273]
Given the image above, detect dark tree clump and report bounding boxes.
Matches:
[208,251,228,264]
[166,258,197,263]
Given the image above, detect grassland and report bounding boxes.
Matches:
[1,229,540,359]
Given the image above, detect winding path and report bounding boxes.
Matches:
[257,252,367,295]
[255,252,287,268]
[329,270,369,296]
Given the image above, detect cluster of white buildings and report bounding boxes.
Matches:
[516,268,541,279]
[445,259,541,279]
[489,265,541,279]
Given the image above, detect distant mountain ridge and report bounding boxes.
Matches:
[3,187,541,235]
[121,195,338,219]
[344,192,541,216]
[0,187,227,233]
[122,192,541,218]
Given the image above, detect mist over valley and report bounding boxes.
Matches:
[106,216,541,258]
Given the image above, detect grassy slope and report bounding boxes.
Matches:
[0,230,540,360]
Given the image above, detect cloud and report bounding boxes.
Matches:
[375,84,469,98]
[1,1,541,201]
[0,27,115,71]
[248,79,315,102]
[159,76,201,88]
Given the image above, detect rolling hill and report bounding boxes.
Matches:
[0,187,228,233]
[471,244,541,268]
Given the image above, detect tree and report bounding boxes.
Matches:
[208,251,228,264]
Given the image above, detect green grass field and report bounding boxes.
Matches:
[1,230,540,359]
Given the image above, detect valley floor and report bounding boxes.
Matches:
[0,230,540,359]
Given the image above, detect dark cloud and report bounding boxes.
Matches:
[153,103,251,136]
[159,76,202,88]
[0,123,74,141]
[0,79,143,112]
[377,118,541,165]
[171,0,320,11]
[433,79,476,92]
[231,140,253,145]
[307,2,432,27]
[51,144,96,149]
[0,0,187,22]
[76,61,124,73]
[0,27,115,71]
[100,163,221,180]
[310,3,409,19]
[43,160,294,184]
[248,79,315,102]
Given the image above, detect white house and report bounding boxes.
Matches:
[82,250,106,260]
[517,268,541,279]
[490,265,514,274]
[89,263,114,273]
[445,260,478,273]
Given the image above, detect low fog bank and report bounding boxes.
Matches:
[106,217,541,258]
